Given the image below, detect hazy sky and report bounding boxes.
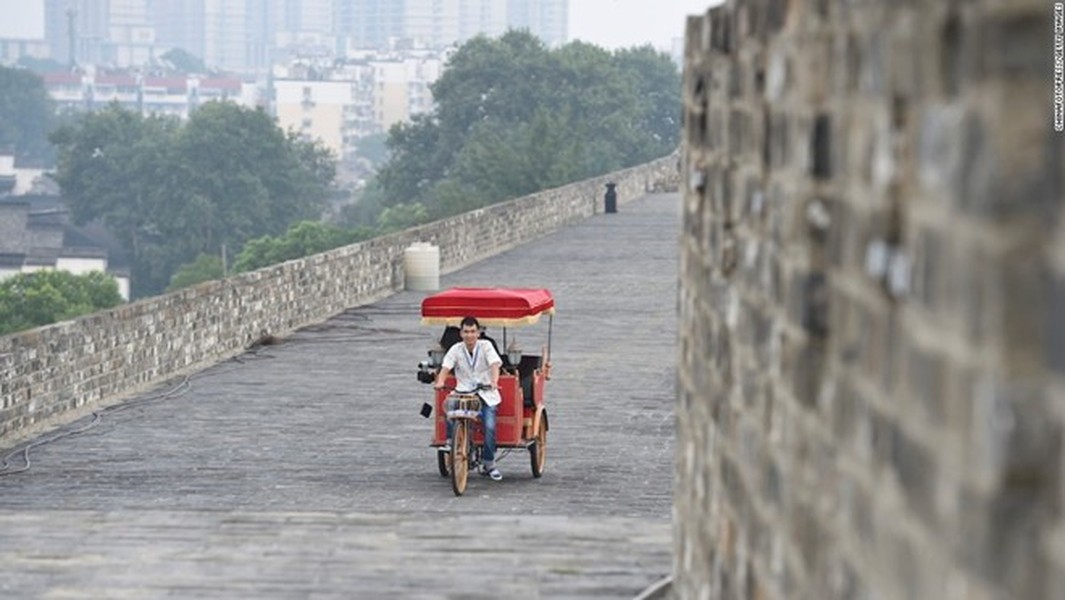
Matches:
[0,0,724,50]
[0,0,44,40]
[569,0,723,51]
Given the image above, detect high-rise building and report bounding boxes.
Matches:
[404,0,459,49]
[45,0,109,65]
[274,0,331,36]
[153,0,205,64]
[203,0,249,71]
[457,0,506,43]
[102,0,154,65]
[507,0,567,47]
[39,1,570,72]
[336,0,406,50]
[336,0,565,52]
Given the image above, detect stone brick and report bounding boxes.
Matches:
[678,1,1058,598]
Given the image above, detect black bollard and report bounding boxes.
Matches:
[604,182,617,213]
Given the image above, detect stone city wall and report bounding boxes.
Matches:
[676,1,1062,599]
[0,156,678,447]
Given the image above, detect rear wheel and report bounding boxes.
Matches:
[450,421,469,496]
[529,413,547,478]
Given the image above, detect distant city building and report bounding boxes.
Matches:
[153,0,206,68]
[44,0,109,65]
[274,75,352,158]
[31,1,569,72]
[337,0,565,50]
[103,0,154,66]
[507,0,568,47]
[40,67,258,119]
[272,49,445,167]
[0,0,49,64]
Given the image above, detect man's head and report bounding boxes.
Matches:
[459,316,481,348]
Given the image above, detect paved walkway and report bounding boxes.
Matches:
[0,193,680,599]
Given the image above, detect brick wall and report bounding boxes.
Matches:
[0,157,678,447]
[677,1,1062,598]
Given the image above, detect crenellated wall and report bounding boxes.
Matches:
[677,1,1063,598]
[0,156,679,447]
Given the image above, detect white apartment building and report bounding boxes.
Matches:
[42,68,258,119]
[274,77,352,158]
[370,56,442,130]
[272,50,445,166]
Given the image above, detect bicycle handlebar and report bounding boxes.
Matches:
[435,383,493,394]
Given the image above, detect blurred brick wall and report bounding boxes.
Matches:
[0,156,678,447]
[676,0,1062,598]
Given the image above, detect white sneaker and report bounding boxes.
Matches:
[488,468,502,481]
[439,441,451,452]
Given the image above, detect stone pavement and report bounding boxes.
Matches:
[0,193,680,599]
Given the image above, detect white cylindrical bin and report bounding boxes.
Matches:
[404,242,440,291]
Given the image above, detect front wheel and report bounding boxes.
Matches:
[529,413,547,478]
[450,420,469,496]
[437,447,450,477]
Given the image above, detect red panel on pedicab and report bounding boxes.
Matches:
[472,376,521,446]
[433,377,453,445]
[433,376,522,446]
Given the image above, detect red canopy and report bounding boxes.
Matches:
[421,287,554,327]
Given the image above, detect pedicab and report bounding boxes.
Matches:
[415,287,553,496]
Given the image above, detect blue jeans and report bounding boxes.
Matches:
[447,402,497,468]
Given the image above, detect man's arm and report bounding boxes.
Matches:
[489,362,500,389]
[483,341,502,389]
[433,366,451,389]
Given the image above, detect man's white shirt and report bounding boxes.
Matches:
[441,339,503,407]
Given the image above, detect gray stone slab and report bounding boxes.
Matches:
[0,193,680,598]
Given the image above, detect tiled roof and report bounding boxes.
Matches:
[0,253,25,267]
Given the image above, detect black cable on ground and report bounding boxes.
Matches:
[0,349,276,478]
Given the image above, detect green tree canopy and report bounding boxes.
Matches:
[354,132,389,167]
[166,253,225,292]
[0,65,56,164]
[160,48,207,74]
[233,220,372,273]
[0,270,123,336]
[51,102,335,297]
[373,32,680,220]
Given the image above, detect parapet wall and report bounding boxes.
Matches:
[677,1,1062,599]
[0,156,678,447]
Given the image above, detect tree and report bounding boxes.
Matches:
[51,102,336,297]
[0,271,123,336]
[354,132,389,167]
[377,202,429,232]
[233,221,370,273]
[374,32,681,216]
[50,104,184,295]
[16,56,67,74]
[0,65,57,164]
[166,254,225,292]
[159,48,207,74]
